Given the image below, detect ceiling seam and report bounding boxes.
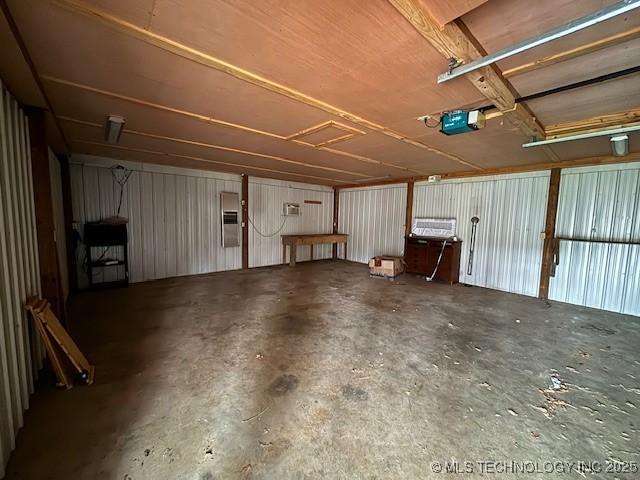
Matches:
[73,140,351,184]
[41,74,426,175]
[50,0,481,171]
[57,115,372,178]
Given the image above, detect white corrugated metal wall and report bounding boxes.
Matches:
[0,82,43,478]
[70,155,242,287]
[249,177,333,267]
[414,172,550,296]
[550,162,640,316]
[338,184,407,264]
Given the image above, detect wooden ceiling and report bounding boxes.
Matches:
[2,0,639,185]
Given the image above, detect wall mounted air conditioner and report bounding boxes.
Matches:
[412,217,456,238]
[283,202,301,216]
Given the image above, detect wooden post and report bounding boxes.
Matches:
[58,154,76,294]
[405,180,414,237]
[332,188,339,259]
[27,108,63,320]
[539,168,561,299]
[241,174,249,269]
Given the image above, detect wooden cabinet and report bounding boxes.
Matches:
[404,236,462,285]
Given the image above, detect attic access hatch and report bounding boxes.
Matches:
[286,121,365,147]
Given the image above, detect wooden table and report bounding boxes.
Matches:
[281,233,348,266]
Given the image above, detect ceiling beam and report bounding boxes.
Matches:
[336,152,640,189]
[51,0,480,170]
[503,25,640,78]
[387,0,545,140]
[545,108,640,137]
[58,116,371,178]
[42,75,424,175]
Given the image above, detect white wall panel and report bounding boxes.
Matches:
[0,82,42,478]
[249,177,333,268]
[70,155,242,288]
[550,162,640,316]
[339,184,407,264]
[414,172,549,297]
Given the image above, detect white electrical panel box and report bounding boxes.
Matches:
[412,217,456,238]
[221,192,240,247]
[283,202,301,216]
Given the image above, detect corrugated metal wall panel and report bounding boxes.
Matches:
[338,184,407,264]
[550,162,640,316]
[0,82,42,478]
[249,177,333,268]
[414,172,549,296]
[69,155,242,288]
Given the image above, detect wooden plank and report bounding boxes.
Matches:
[58,154,77,293]
[73,141,350,185]
[332,189,339,259]
[335,152,640,190]
[545,109,640,137]
[405,180,414,237]
[58,116,369,179]
[24,299,72,389]
[504,26,640,78]
[241,174,248,270]
[420,0,488,29]
[46,77,425,175]
[51,0,480,170]
[27,108,64,320]
[539,168,561,299]
[387,0,545,139]
[39,306,92,375]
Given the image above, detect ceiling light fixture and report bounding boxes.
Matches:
[105,115,125,144]
[610,134,629,157]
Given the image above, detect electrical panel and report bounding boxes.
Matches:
[221,192,240,247]
[283,202,301,216]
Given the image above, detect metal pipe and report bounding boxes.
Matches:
[517,65,640,103]
[438,0,640,83]
[522,124,640,148]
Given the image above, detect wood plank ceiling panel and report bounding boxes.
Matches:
[44,83,404,179]
[526,75,640,125]
[75,141,340,186]
[462,0,640,96]
[63,121,364,183]
[148,0,486,128]
[0,9,45,107]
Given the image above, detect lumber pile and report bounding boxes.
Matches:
[25,297,94,389]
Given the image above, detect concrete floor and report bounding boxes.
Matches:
[6,261,640,479]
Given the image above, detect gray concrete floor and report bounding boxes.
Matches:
[6,261,640,479]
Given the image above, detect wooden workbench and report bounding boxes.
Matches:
[281,233,348,266]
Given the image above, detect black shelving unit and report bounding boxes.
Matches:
[84,222,129,289]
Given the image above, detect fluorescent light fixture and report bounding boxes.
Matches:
[105,115,125,144]
[610,134,629,157]
[522,124,640,148]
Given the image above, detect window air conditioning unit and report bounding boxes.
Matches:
[412,217,456,238]
[283,202,301,216]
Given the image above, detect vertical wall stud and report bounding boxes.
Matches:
[58,155,76,294]
[332,188,339,259]
[26,108,63,319]
[241,174,249,269]
[405,180,414,237]
[539,168,561,299]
